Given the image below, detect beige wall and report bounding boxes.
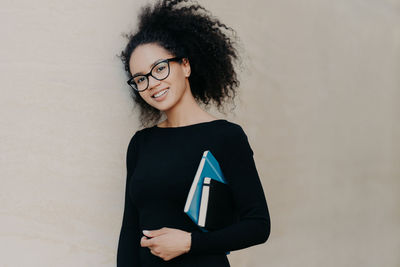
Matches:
[1,0,399,266]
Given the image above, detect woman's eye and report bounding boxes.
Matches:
[156,66,166,72]
[136,77,145,84]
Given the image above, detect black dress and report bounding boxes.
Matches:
[116,119,271,266]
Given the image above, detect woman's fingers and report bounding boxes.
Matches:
[140,236,152,248]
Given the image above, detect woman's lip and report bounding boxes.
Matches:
[151,88,169,97]
[152,88,169,101]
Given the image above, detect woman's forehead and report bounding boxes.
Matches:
[129,43,173,74]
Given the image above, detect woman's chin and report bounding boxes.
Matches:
[152,101,174,112]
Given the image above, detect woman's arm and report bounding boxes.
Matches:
[188,124,271,254]
[116,132,141,266]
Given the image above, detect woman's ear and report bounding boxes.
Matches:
[182,58,191,77]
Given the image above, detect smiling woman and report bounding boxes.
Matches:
[116,0,271,266]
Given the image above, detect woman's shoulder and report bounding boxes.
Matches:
[127,127,147,147]
[219,121,254,155]
[216,120,248,138]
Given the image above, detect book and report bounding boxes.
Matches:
[184,150,238,232]
[198,177,237,230]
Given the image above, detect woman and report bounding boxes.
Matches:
[116,0,271,266]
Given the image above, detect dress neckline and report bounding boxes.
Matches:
[153,119,227,129]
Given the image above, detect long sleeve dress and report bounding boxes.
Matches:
[116,119,271,266]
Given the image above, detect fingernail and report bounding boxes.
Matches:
[143,230,150,235]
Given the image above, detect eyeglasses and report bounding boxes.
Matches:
[127,57,183,92]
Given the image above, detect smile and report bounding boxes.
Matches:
[152,88,169,101]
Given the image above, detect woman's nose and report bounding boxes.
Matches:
[148,75,161,89]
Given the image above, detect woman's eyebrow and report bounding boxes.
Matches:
[132,58,164,76]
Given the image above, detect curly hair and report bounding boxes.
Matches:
[119,0,241,128]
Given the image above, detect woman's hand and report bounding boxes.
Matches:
[140,227,192,261]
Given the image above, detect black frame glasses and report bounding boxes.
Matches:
[127,57,183,92]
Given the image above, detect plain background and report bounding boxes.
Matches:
[0,0,399,266]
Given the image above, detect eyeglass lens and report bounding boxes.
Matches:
[132,61,170,91]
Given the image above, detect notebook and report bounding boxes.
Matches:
[184,150,238,254]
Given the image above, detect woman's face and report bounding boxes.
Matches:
[129,43,191,111]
